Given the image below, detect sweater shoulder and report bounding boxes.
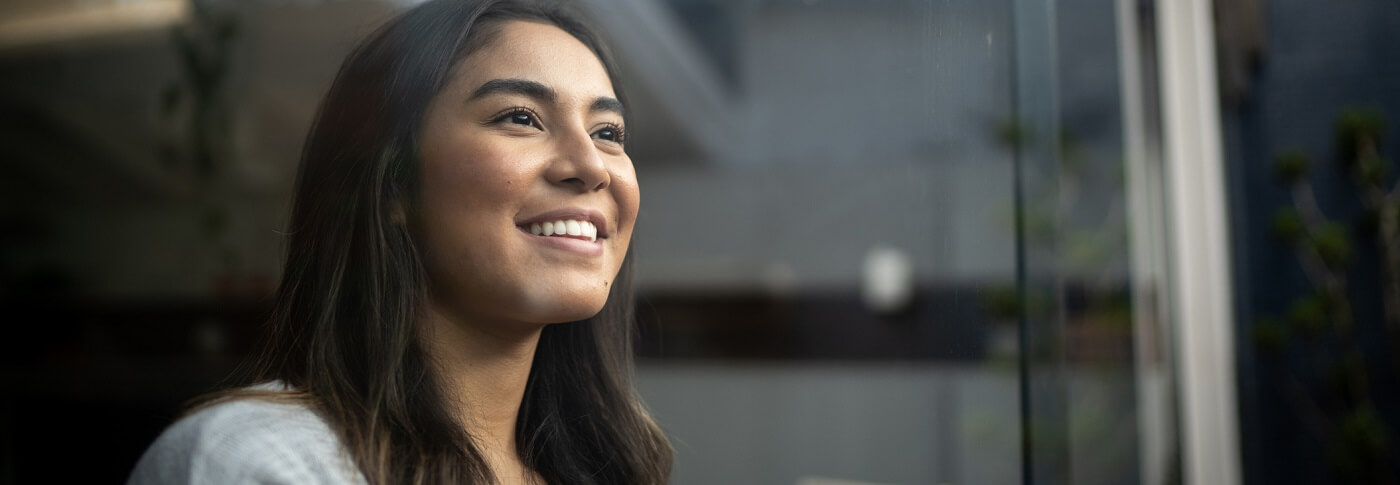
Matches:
[128,398,365,485]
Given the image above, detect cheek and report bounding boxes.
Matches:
[421,142,527,216]
[612,166,642,236]
[415,141,536,298]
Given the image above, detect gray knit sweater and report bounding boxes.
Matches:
[127,398,367,484]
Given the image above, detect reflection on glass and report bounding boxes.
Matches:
[0,0,1181,483]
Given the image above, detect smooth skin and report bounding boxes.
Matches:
[413,20,640,483]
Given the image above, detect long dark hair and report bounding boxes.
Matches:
[201,1,672,483]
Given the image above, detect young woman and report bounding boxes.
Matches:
[128,0,672,483]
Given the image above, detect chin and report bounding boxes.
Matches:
[516,287,612,324]
[530,305,606,325]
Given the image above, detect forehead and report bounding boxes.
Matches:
[454,20,617,101]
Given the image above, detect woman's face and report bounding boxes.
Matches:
[416,20,639,328]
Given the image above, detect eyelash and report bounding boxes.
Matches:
[594,122,627,145]
[490,107,542,129]
[488,107,627,146]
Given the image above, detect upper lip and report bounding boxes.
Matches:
[516,208,610,238]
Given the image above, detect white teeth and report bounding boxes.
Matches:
[527,219,599,242]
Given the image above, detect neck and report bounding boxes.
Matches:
[422,304,544,468]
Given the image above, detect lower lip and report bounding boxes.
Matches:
[518,228,604,257]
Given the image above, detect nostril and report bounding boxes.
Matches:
[559,176,607,192]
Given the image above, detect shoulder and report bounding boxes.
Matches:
[127,398,366,485]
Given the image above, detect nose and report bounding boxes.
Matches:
[545,127,611,192]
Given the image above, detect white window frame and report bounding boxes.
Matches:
[1156,1,1243,485]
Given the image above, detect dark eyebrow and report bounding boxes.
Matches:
[469,78,625,118]
[590,97,625,118]
[469,78,556,103]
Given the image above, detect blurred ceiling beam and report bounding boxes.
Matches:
[575,0,734,163]
[0,0,189,52]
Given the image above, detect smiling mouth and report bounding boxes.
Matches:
[518,219,600,243]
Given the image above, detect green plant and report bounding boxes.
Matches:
[977,118,1140,481]
[159,2,246,288]
[982,120,1135,343]
[1257,107,1400,484]
[160,2,239,180]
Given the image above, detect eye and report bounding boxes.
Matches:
[592,124,626,145]
[490,108,542,129]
